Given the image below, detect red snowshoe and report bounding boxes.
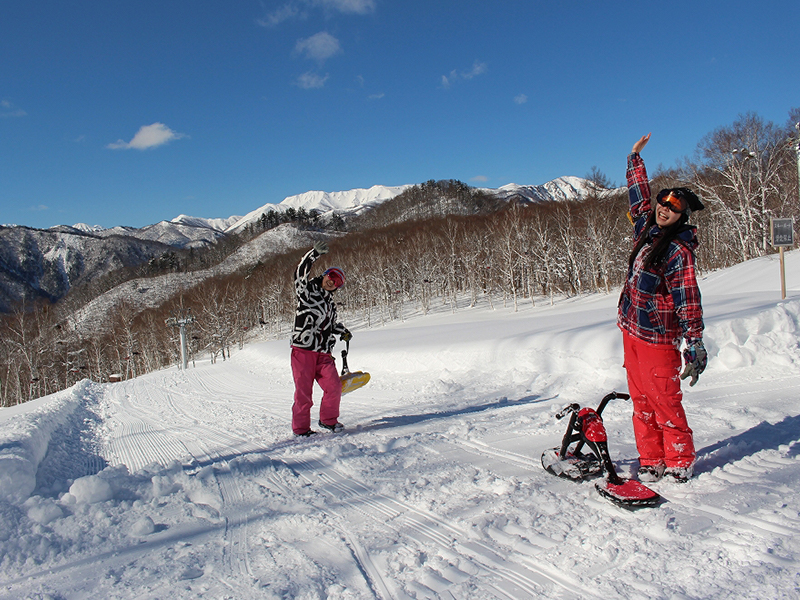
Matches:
[541,391,662,509]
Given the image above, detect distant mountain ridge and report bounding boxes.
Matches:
[489,176,604,205]
[0,177,606,313]
[226,184,413,235]
[0,225,172,313]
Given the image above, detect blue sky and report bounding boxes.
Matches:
[2,0,799,230]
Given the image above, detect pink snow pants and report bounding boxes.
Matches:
[291,346,341,435]
[622,332,696,469]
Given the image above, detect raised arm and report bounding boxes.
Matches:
[294,248,317,298]
[627,134,652,224]
[632,133,650,154]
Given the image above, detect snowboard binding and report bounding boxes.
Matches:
[541,391,662,509]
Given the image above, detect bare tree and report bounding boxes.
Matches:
[687,112,794,262]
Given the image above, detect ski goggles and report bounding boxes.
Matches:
[324,267,345,288]
[656,192,688,214]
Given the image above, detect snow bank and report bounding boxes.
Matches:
[705,299,800,371]
[0,380,95,505]
[0,457,234,578]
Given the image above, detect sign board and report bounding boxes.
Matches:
[771,218,794,247]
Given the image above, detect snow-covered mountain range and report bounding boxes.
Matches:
[225,184,414,234]
[0,179,604,312]
[67,179,602,243]
[488,176,605,205]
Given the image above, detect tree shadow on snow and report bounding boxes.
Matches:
[694,413,800,474]
[362,393,552,432]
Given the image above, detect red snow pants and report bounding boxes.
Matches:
[291,346,341,435]
[622,331,695,469]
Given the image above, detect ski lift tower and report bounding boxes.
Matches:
[165,309,195,370]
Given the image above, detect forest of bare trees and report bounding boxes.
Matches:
[1,110,798,406]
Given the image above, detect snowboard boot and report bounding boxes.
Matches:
[294,430,318,438]
[318,420,344,433]
[664,465,693,483]
[637,463,665,483]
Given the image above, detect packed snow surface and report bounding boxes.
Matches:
[1,251,799,599]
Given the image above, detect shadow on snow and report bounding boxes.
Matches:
[363,393,552,431]
[695,413,800,473]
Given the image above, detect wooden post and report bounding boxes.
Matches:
[780,246,786,300]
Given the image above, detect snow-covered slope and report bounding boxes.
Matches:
[170,214,241,231]
[1,251,799,598]
[67,224,316,337]
[70,217,238,249]
[133,220,229,249]
[0,226,171,312]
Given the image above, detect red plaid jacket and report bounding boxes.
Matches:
[617,153,704,348]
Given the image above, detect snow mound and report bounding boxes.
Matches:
[129,515,155,537]
[706,300,800,370]
[66,474,113,504]
[0,380,94,505]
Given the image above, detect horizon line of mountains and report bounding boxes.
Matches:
[0,176,609,313]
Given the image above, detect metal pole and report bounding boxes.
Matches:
[165,311,194,371]
[179,323,188,370]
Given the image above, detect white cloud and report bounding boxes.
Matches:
[1,99,27,118]
[440,60,487,88]
[470,175,488,183]
[368,93,385,100]
[295,72,330,89]
[463,60,487,79]
[258,0,374,26]
[295,31,342,62]
[316,0,375,14]
[257,3,303,27]
[107,123,187,150]
[441,71,456,89]
[514,94,528,105]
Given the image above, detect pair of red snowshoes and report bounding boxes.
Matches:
[541,391,662,509]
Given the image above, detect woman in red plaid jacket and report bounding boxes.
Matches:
[618,133,707,483]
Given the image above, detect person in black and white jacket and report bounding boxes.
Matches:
[290,241,351,437]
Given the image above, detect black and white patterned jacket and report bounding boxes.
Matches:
[290,248,348,354]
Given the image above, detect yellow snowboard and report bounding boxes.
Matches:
[341,370,370,395]
[339,339,370,395]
